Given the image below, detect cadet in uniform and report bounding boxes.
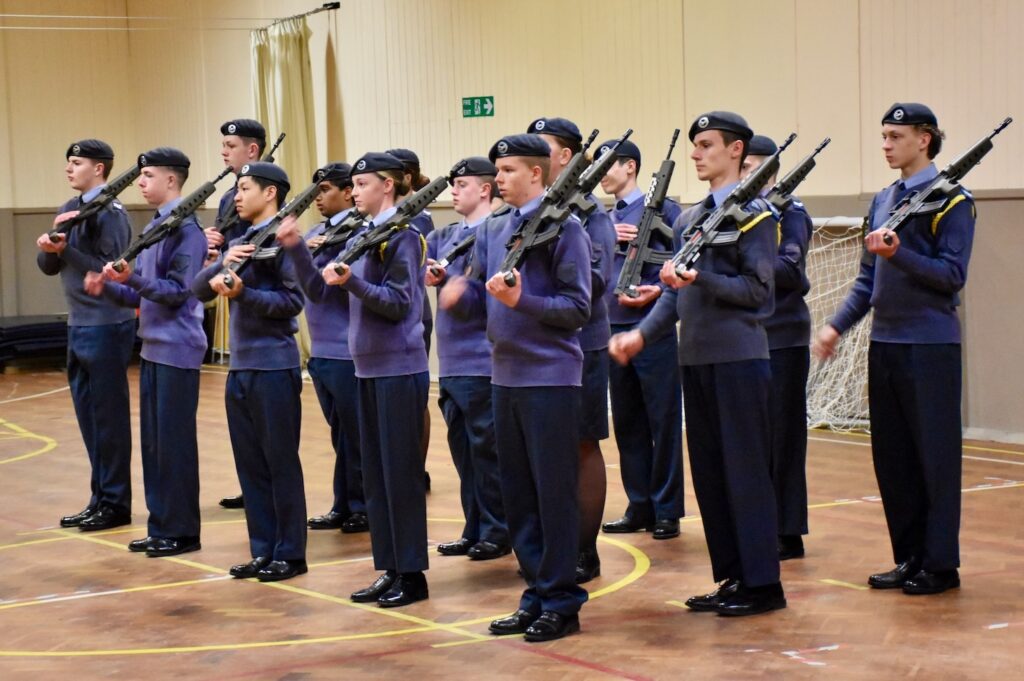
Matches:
[276,163,368,535]
[86,148,208,556]
[610,112,786,616]
[815,103,973,595]
[743,134,814,560]
[323,152,431,608]
[427,156,510,560]
[37,139,135,532]
[527,116,616,584]
[442,134,591,642]
[598,138,686,540]
[192,162,308,582]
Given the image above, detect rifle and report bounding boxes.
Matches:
[614,129,680,298]
[311,209,365,257]
[671,133,796,276]
[219,178,321,288]
[764,137,830,213]
[881,117,1012,245]
[48,164,141,241]
[427,205,513,278]
[561,128,633,217]
[112,167,233,271]
[498,129,599,285]
[215,132,287,236]
[330,176,448,274]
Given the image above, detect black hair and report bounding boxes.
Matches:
[249,175,287,208]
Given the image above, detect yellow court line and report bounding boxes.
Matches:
[0,536,72,552]
[820,579,870,591]
[0,418,57,465]
[808,499,866,510]
[665,600,689,610]
[0,576,229,611]
[813,428,1024,457]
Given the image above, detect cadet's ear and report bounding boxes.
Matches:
[247,141,261,160]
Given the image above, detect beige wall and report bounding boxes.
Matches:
[2,0,1023,437]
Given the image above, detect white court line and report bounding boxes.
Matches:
[809,435,1024,467]
[0,386,69,405]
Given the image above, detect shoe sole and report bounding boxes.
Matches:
[653,531,680,540]
[601,526,654,534]
[257,568,308,582]
[902,582,960,595]
[716,601,787,617]
[868,580,907,589]
[523,620,580,642]
[468,551,512,561]
[146,544,201,558]
[78,520,131,532]
[684,601,720,612]
[377,594,428,608]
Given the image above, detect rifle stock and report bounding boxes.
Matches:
[48,164,141,241]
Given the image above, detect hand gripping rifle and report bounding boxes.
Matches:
[427,206,513,279]
[330,176,449,274]
[881,117,1012,244]
[764,137,830,213]
[670,133,796,277]
[219,178,321,288]
[111,167,233,271]
[614,129,680,297]
[560,128,633,217]
[215,132,287,236]
[311,209,365,257]
[48,164,142,241]
[498,129,599,286]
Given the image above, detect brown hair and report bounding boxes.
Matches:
[477,174,497,201]
[719,130,749,167]
[915,123,945,159]
[240,135,267,158]
[376,169,411,197]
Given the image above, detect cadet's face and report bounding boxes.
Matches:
[138,167,174,206]
[65,156,104,191]
[221,136,255,173]
[451,176,485,217]
[495,158,536,208]
[740,154,767,180]
[537,134,571,185]
[234,176,273,221]
[690,130,739,182]
[315,182,350,218]
[351,174,390,216]
[600,159,632,196]
[881,124,929,170]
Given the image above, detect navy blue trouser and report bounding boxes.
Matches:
[359,372,430,573]
[579,350,610,441]
[768,345,810,536]
[225,369,306,561]
[66,320,135,513]
[868,342,962,571]
[139,360,201,539]
[307,357,365,515]
[609,324,684,522]
[492,385,588,616]
[681,360,780,587]
[438,375,508,545]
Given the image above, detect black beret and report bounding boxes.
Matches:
[66,139,114,161]
[385,148,421,170]
[488,134,552,163]
[688,111,753,142]
[747,134,778,157]
[313,162,353,186]
[881,102,937,127]
[448,156,498,184]
[220,119,266,140]
[238,161,290,195]
[351,152,405,175]
[596,138,641,165]
[527,117,583,145]
[138,147,190,169]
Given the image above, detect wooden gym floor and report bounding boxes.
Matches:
[0,365,1021,680]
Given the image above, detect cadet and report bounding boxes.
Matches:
[322,152,431,608]
[610,112,786,616]
[36,139,135,532]
[276,163,368,535]
[743,134,814,561]
[441,134,591,642]
[192,162,308,582]
[527,116,616,584]
[427,156,510,560]
[814,103,973,595]
[598,138,686,541]
[85,148,207,556]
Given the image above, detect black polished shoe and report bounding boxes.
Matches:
[351,571,397,602]
[377,572,428,608]
[341,512,369,534]
[778,534,805,560]
[257,559,308,582]
[601,516,654,534]
[684,579,740,612]
[575,549,601,584]
[489,609,539,635]
[902,569,960,595]
[868,558,921,589]
[60,507,96,528]
[653,518,681,540]
[524,611,580,642]
[308,511,346,530]
[219,494,245,509]
[468,541,512,561]
[128,536,153,553]
[715,583,787,617]
[147,537,201,558]
[437,537,473,556]
[78,507,131,532]
[229,556,271,579]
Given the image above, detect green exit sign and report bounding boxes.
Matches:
[462,96,494,118]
